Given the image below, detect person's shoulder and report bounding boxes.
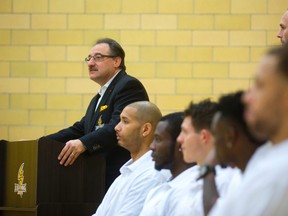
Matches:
[110,73,148,100]
[135,166,167,183]
[114,70,140,82]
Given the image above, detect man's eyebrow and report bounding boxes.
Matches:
[120,115,129,120]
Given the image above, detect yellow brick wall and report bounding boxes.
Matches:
[0,0,286,140]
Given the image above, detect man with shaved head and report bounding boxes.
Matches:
[93,101,168,216]
[277,9,288,44]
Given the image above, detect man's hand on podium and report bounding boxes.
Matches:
[58,139,86,166]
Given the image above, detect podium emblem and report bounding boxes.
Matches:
[14,163,27,198]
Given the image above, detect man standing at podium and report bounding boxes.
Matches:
[46,38,149,191]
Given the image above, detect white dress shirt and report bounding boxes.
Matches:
[95,70,120,111]
[166,165,236,216]
[92,150,166,216]
[209,168,243,215]
[139,165,200,216]
[209,140,288,216]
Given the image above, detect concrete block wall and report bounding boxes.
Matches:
[0,0,286,140]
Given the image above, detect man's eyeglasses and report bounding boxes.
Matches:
[85,54,116,63]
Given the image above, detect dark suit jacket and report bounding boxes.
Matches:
[46,70,149,190]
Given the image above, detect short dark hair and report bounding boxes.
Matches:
[160,112,184,142]
[184,99,218,132]
[217,91,264,146]
[95,38,126,71]
[266,43,288,78]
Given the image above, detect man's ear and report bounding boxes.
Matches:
[142,122,152,137]
[224,125,237,148]
[113,56,122,68]
[199,129,213,144]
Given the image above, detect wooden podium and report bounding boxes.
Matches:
[0,137,106,216]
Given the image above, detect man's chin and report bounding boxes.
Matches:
[246,121,268,141]
[89,75,97,81]
[154,164,162,171]
[117,141,125,148]
[281,39,287,45]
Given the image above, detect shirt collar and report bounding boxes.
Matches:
[120,150,152,175]
[168,165,200,188]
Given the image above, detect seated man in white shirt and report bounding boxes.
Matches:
[139,112,198,216]
[204,91,265,215]
[216,42,288,215]
[93,101,167,216]
[166,99,236,216]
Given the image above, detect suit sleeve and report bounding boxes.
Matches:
[45,95,98,143]
[45,117,85,143]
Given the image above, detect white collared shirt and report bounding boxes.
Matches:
[95,70,120,111]
[139,165,200,216]
[209,168,243,215]
[93,150,167,216]
[209,140,288,216]
[166,165,236,216]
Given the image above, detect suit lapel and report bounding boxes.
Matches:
[90,70,126,131]
[87,94,101,132]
